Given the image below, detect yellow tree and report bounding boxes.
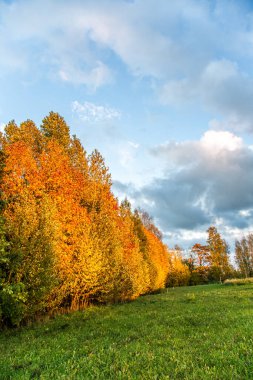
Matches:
[1,137,58,323]
[167,247,190,287]
[119,199,149,299]
[207,226,231,282]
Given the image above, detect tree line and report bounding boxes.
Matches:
[168,229,253,287]
[0,112,171,326]
[0,112,249,327]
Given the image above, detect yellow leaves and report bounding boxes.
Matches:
[1,113,171,318]
[167,250,190,287]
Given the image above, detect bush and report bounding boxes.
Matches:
[0,283,27,326]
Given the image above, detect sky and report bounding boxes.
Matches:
[1,0,253,252]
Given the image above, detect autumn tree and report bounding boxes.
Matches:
[41,112,71,149]
[191,243,209,267]
[118,199,148,298]
[167,246,190,287]
[189,243,210,284]
[206,226,231,282]
[189,227,231,284]
[235,234,253,278]
[138,209,163,240]
[0,136,59,325]
[0,113,170,325]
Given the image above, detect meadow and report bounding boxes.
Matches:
[1,284,253,380]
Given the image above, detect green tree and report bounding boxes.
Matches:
[0,148,27,326]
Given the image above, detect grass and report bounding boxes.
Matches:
[1,284,253,379]
[224,277,253,285]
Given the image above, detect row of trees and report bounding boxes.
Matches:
[189,226,232,284]
[0,112,249,326]
[0,113,170,326]
[168,227,233,287]
[169,229,253,287]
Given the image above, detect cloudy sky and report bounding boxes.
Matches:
[1,0,253,251]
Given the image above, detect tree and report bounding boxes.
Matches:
[0,113,171,325]
[235,234,253,278]
[118,199,148,299]
[41,112,71,150]
[190,227,232,284]
[191,243,209,267]
[167,246,190,287]
[138,209,163,240]
[207,226,231,283]
[0,138,58,324]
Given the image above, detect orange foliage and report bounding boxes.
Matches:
[0,113,171,322]
[167,249,190,287]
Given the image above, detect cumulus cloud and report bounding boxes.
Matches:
[72,101,121,123]
[200,130,243,154]
[114,130,253,247]
[150,130,253,215]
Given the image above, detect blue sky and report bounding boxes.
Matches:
[1,0,253,251]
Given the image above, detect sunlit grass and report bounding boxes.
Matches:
[1,284,253,379]
[224,277,253,285]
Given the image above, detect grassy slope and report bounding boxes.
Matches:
[1,284,253,380]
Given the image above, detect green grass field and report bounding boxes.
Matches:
[1,284,253,379]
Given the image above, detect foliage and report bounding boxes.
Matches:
[0,113,170,325]
[167,247,190,287]
[187,226,232,285]
[235,234,253,278]
[207,226,231,282]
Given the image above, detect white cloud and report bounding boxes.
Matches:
[200,130,243,154]
[113,129,253,248]
[72,101,121,123]
[173,230,207,242]
[0,123,5,133]
[239,210,251,217]
[59,61,112,90]
[161,57,253,133]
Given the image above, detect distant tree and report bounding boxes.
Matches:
[167,246,190,287]
[207,226,231,283]
[138,209,163,240]
[191,243,209,267]
[185,245,209,285]
[235,234,253,278]
[189,227,232,284]
[182,252,195,273]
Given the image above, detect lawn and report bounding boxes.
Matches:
[1,284,253,379]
